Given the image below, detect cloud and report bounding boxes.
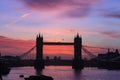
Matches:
[5,13,30,27]
[100,0,120,19]
[21,0,99,9]
[64,7,90,18]
[21,13,30,18]
[0,36,35,55]
[102,10,120,18]
[103,13,120,18]
[100,31,120,38]
[21,0,100,18]
[22,0,73,10]
[66,29,78,33]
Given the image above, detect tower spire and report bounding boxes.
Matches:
[77,33,79,38]
[35,33,44,69]
[108,48,110,53]
[73,34,84,70]
[39,33,40,38]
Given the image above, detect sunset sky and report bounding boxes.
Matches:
[0,0,120,59]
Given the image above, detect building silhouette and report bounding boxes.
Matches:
[98,49,120,61]
[97,49,120,69]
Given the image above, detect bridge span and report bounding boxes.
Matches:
[44,42,74,45]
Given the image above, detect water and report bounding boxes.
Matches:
[2,66,120,80]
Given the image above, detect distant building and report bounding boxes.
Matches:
[53,56,57,60]
[0,55,21,62]
[98,49,120,61]
[46,56,50,61]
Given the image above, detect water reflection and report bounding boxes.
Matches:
[35,69,43,76]
[74,69,82,76]
[73,70,84,80]
[2,66,120,80]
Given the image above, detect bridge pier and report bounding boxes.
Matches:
[72,34,84,70]
[34,34,45,69]
[72,59,84,70]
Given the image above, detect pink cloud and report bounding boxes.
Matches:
[21,0,101,17]
[67,29,78,33]
[64,7,90,18]
[5,13,30,27]
[0,36,35,56]
[100,31,120,38]
[21,0,100,9]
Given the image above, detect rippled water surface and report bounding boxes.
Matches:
[2,66,120,80]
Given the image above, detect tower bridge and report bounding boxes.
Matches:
[16,34,120,70]
[34,33,84,70]
[1,34,120,69]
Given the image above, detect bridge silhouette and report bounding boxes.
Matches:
[1,34,120,70]
[44,42,73,45]
[33,33,84,70]
[17,34,120,70]
[19,44,97,60]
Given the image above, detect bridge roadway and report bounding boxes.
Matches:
[43,42,74,45]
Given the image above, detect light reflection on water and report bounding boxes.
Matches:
[2,66,120,80]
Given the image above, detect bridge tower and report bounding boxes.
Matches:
[72,33,84,70]
[34,34,45,69]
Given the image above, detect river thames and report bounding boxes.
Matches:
[2,66,120,80]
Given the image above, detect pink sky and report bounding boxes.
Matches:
[0,0,120,59]
[0,35,112,59]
